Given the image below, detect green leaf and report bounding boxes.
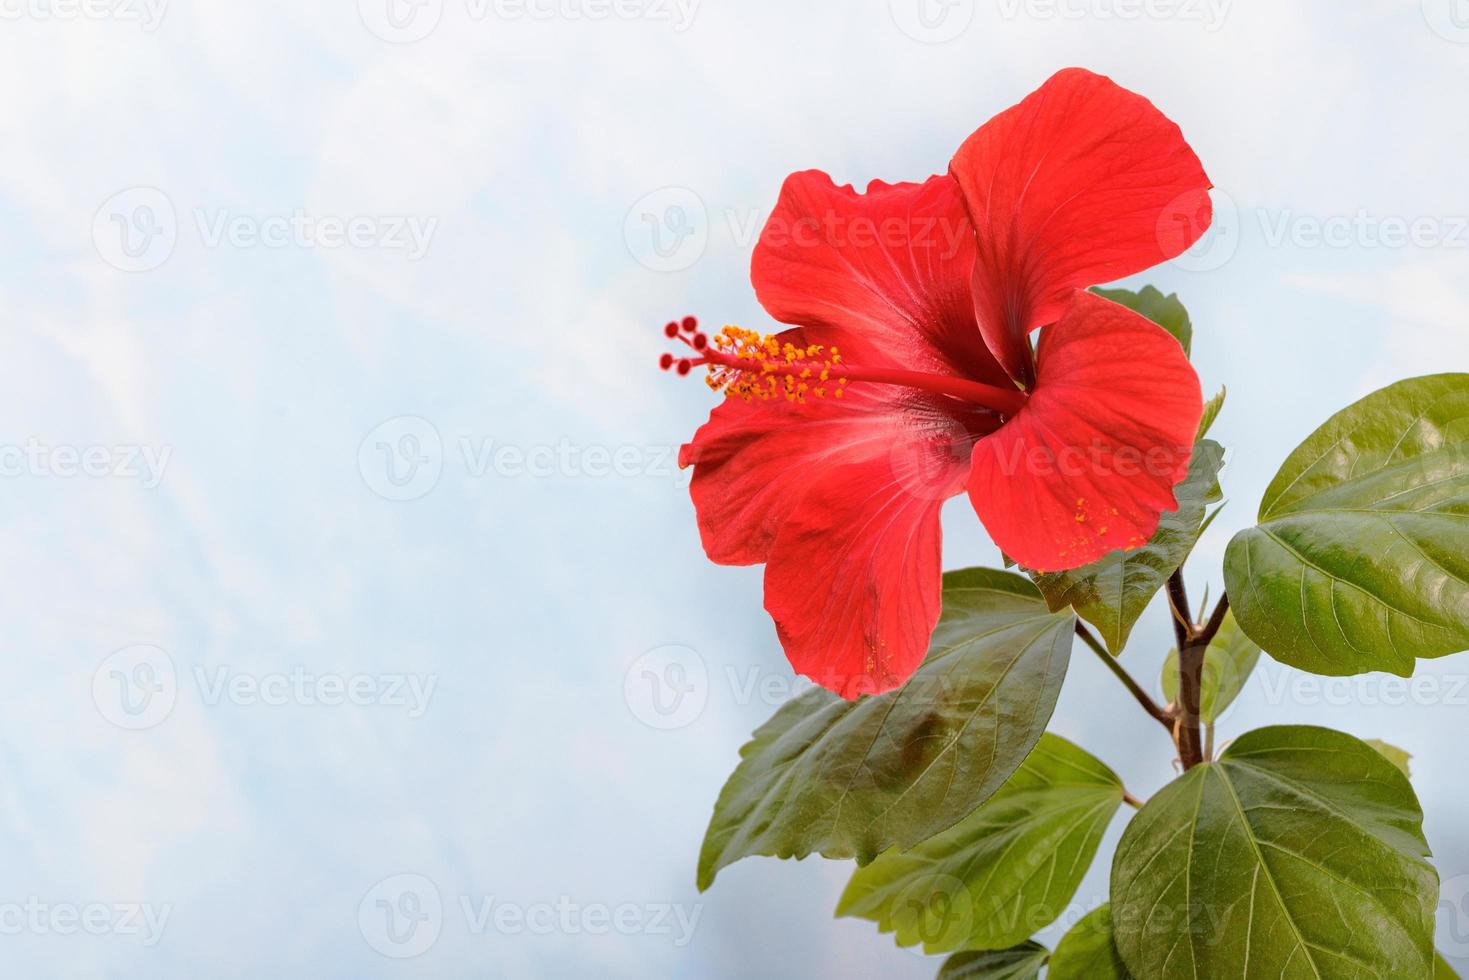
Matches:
[936,943,1048,980]
[1198,385,1227,440]
[1091,284,1192,356]
[1160,610,1261,724]
[1111,725,1438,979]
[696,569,1075,890]
[837,734,1122,953]
[1049,905,1131,979]
[1224,373,1469,676]
[1365,738,1414,779]
[1438,951,1463,978]
[1031,441,1225,655]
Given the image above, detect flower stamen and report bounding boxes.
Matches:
[658,316,1029,415]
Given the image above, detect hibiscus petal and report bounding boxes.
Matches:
[681,383,992,697]
[967,291,1204,573]
[949,68,1213,386]
[750,170,1011,387]
[762,458,946,700]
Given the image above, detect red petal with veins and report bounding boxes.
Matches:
[949,68,1213,386]
[750,170,1011,388]
[682,382,997,698]
[967,291,1203,573]
[679,174,1013,697]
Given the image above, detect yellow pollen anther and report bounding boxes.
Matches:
[702,325,849,403]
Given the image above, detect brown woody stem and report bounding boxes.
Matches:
[1174,587,1231,770]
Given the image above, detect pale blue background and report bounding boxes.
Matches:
[2,0,1468,976]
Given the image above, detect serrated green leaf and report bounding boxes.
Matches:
[1365,738,1414,779]
[1031,441,1224,655]
[1111,725,1438,979]
[1225,374,1469,676]
[697,569,1074,890]
[1049,904,1131,979]
[1198,386,1227,440]
[1160,610,1261,724]
[936,943,1048,980]
[837,734,1122,953]
[1091,285,1192,356]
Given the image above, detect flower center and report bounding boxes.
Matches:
[658,316,1029,416]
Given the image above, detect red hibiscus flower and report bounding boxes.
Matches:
[665,69,1211,699]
